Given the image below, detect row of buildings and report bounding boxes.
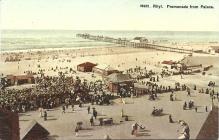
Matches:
[77,62,120,76]
[77,62,155,96]
[77,62,134,93]
[0,109,49,140]
[0,74,35,88]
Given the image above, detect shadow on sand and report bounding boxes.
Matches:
[66,111,75,113]
[19,119,29,121]
[48,135,59,140]
[139,129,151,132]
[78,134,93,137]
[81,128,93,130]
[152,113,170,117]
[174,99,183,101]
[136,133,151,137]
[47,118,57,121]
[19,113,31,116]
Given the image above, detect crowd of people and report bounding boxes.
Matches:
[1,64,218,116]
[0,72,115,113]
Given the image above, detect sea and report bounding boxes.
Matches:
[1,30,219,52]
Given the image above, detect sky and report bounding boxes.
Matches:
[0,0,219,31]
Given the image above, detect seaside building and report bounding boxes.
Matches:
[161,60,176,69]
[6,74,35,86]
[210,46,219,53]
[0,109,20,140]
[77,62,97,72]
[161,60,175,65]
[21,120,50,140]
[134,83,149,97]
[105,73,133,93]
[93,64,120,76]
[161,60,179,70]
[131,37,148,43]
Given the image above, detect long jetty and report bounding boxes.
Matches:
[76,33,193,54]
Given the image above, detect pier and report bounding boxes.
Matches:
[76,33,193,54]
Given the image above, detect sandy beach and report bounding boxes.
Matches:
[1,45,219,139]
[0,46,186,75]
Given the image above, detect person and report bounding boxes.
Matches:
[75,127,79,137]
[71,103,74,111]
[157,75,159,82]
[181,74,183,79]
[169,115,173,123]
[178,120,190,140]
[90,116,94,126]
[194,85,196,90]
[170,93,174,101]
[39,107,43,117]
[87,106,90,114]
[44,110,47,121]
[93,109,97,119]
[183,102,187,110]
[187,90,191,97]
[188,101,193,109]
[62,105,65,114]
[195,107,197,112]
[22,105,26,113]
[131,123,138,136]
[205,106,208,112]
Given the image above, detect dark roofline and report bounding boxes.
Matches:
[21,120,49,140]
[107,73,133,83]
[77,62,97,67]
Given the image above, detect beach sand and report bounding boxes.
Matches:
[0,46,187,75]
[1,46,219,88]
[1,46,219,139]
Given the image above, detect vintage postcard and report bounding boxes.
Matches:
[0,0,218,140]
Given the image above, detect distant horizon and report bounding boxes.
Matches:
[2,29,219,32]
[1,27,219,53]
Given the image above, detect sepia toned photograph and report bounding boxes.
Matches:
[0,0,218,139]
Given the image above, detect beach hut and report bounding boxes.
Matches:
[210,46,219,53]
[6,74,35,86]
[161,60,181,70]
[105,73,133,93]
[93,64,119,76]
[77,62,97,72]
[134,83,149,96]
[21,120,50,140]
[0,109,20,140]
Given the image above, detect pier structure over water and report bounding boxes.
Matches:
[76,33,193,54]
